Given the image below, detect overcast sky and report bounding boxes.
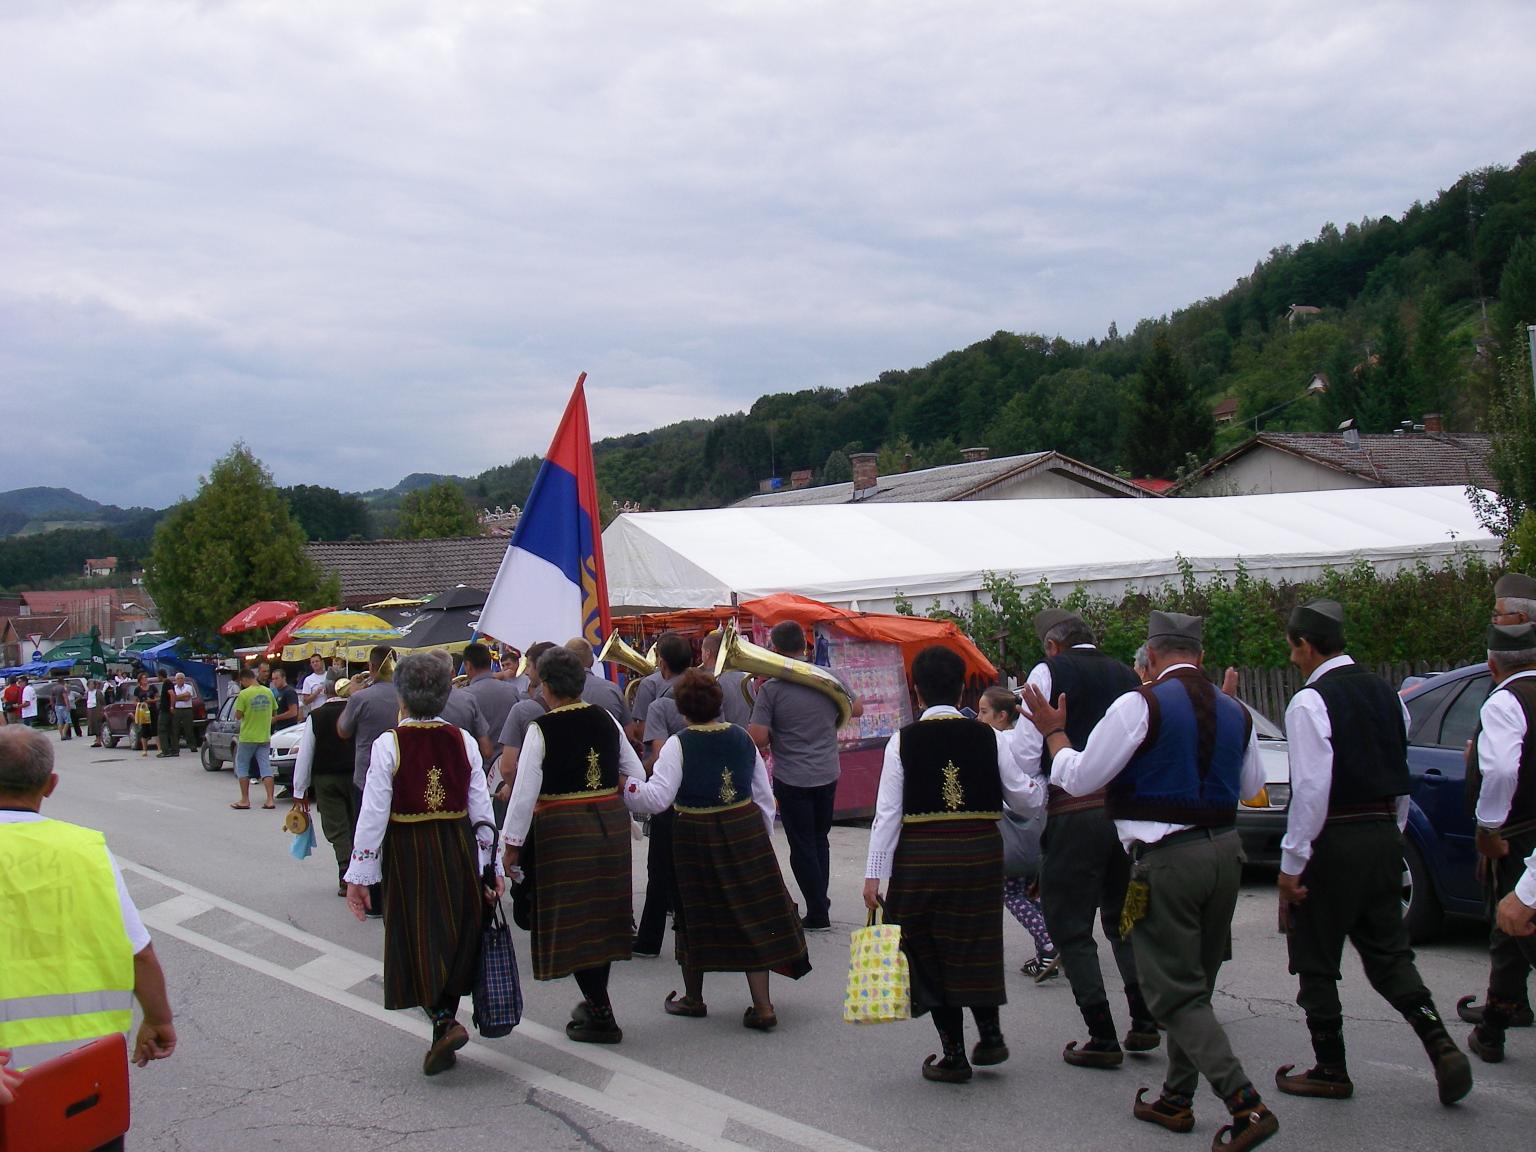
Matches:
[2,1,1532,508]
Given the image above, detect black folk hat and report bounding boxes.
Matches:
[1494,572,1536,601]
[1148,610,1202,645]
[1287,598,1346,646]
[1032,607,1084,646]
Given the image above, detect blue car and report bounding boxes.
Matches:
[1400,662,1492,942]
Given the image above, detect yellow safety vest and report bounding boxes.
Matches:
[0,818,135,1070]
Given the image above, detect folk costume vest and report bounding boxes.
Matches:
[1107,668,1250,826]
[532,703,620,799]
[675,724,757,811]
[0,819,135,1070]
[309,699,355,777]
[1466,676,1536,832]
[898,716,1003,823]
[1309,661,1412,817]
[388,722,471,823]
[1044,647,1140,814]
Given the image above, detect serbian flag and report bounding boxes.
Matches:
[478,373,612,651]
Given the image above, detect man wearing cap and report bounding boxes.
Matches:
[1023,611,1277,1150]
[1015,608,1155,1066]
[1271,600,1471,1105]
[1464,617,1536,1062]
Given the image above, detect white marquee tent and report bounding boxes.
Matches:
[602,486,1498,615]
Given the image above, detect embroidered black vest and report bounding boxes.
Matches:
[309,699,355,777]
[898,716,1003,822]
[1309,662,1412,812]
[1466,677,1536,830]
[389,723,471,822]
[532,703,620,798]
[675,724,757,809]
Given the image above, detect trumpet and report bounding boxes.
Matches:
[337,650,396,697]
[712,621,853,727]
[597,631,657,705]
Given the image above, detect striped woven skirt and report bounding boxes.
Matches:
[884,819,1006,1013]
[672,802,810,978]
[529,792,634,980]
[381,817,483,1011]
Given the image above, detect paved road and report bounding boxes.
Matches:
[30,734,1536,1150]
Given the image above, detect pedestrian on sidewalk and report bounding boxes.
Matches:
[53,678,75,741]
[292,692,358,897]
[167,672,197,756]
[1023,611,1278,1150]
[623,669,809,1030]
[131,673,155,754]
[343,653,501,1077]
[153,673,174,756]
[863,646,1044,1083]
[976,686,1057,981]
[501,646,644,1044]
[87,679,106,746]
[231,668,276,810]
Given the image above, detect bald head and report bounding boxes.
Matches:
[564,637,595,669]
[0,726,55,803]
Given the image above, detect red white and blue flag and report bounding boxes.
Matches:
[478,373,612,651]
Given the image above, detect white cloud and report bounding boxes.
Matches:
[1,0,1531,504]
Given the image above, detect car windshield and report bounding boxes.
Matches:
[1241,700,1285,741]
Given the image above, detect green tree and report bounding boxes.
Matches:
[281,484,372,540]
[397,479,481,539]
[1472,333,1536,543]
[1411,289,1454,420]
[823,449,853,484]
[1493,234,1536,364]
[1360,309,1414,432]
[1122,333,1215,477]
[146,444,338,646]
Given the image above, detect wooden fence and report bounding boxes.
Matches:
[1231,660,1454,729]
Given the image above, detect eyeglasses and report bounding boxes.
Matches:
[1492,611,1523,623]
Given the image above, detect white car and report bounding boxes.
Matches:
[269,724,303,784]
[1236,702,1291,866]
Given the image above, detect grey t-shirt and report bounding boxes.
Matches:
[440,686,490,742]
[643,696,693,744]
[628,671,668,729]
[498,698,548,751]
[717,670,753,729]
[338,681,400,789]
[582,671,632,726]
[750,676,845,788]
[463,675,521,746]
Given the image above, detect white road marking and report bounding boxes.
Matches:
[122,857,881,1152]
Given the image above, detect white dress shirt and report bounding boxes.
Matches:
[500,705,645,848]
[864,705,1045,881]
[1280,655,1412,877]
[300,672,329,715]
[1009,658,1058,776]
[1475,669,1536,829]
[343,719,499,887]
[0,811,151,953]
[1047,664,1266,853]
[1518,847,1536,906]
[624,726,777,840]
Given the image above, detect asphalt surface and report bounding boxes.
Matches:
[27,733,1536,1151]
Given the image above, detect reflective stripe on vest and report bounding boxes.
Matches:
[0,819,135,1069]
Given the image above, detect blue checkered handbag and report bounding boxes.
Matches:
[473,896,522,1038]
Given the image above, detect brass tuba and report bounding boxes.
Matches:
[339,649,396,696]
[712,621,853,727]
[597,631,657,705]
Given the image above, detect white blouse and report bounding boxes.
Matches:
[500,705,646,848]
[624,725,777,840]
[343,719,500,887]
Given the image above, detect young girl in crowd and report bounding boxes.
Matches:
[977,686,1058,982]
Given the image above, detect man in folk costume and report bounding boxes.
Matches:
[502,646,645,1043]
[1466,618,1536,1062]
[1023,612,1277,1150]
[863,646,1044,1083]
[344,653,501,1077]
[1460,572,1536,1033]
[1271,600,1471,1105]
[1015,607,1157,1065]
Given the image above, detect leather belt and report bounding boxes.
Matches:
[1047,784,1106,817]
[1324,800,1398,825]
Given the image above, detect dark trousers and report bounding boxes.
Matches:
[1131,829,1251,1100]
[1040,807,1141,1015]
[773,779,837,923]
[635,808,676,951]
[1484,830,1536,1003]
[168,709,196,753]
[312,774,358,880]
[1288,821,1430,1025]
[156,712,172,751]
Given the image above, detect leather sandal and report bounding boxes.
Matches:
[1063,1038,1124,1068]
[664,991,707,1018]
[1213,1103,1278,1151]
[1133,1087,1195,1133]
[1274,1063,1353,1099]
[742,1006,778,1031]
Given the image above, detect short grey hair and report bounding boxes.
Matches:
[1497,596,1536,621]
[540,647,588,700]
[1490,647,1536,674]
[394,652,451,720]
[1147,634,1202,660]
[0,726,54,797]
[1133,645,1150,673]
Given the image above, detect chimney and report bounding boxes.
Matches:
[902,452,913,473]
[960,446,990,463]
[1338,417,1360,450]
[789,469,814,491]
[850,452,878,494]
[1423,412,1443,434]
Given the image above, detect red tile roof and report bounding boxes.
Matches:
[1131,478,1177,494]
[306,537,508,608]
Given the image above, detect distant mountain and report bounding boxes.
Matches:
[0,487,163,540]
[356,472,464,503]
[0,486,107,518]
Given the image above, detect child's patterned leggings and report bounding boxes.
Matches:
[1003,876,1053,954]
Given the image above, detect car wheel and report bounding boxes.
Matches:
[201,742,224,772]
[1401,839,1442,944]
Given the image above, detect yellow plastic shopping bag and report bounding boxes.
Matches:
[843,907,910,1024]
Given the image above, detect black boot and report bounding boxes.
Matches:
[970,1007,1008,1066]
[1276,1018,1353,1099]
[1457,993,1534,1028]
[1063,1000,1123,1068]
[1400,997,1472,1105]
[1123,983,1160,1052]
[1468,997,1516,1064]
[922,1009,972,1083]
[567,999,623,1044]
